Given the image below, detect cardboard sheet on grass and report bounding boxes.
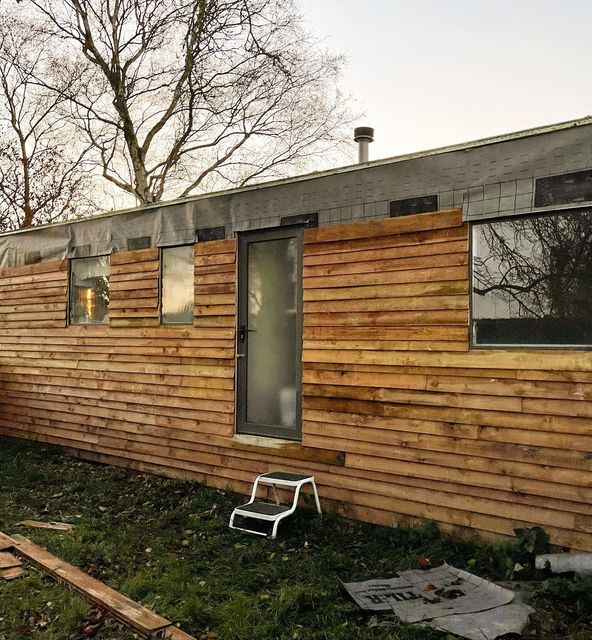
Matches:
[342,563,534,640]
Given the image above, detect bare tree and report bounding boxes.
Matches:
[474,212,592,319]
[0,11,93,231]
[22,0,353,206]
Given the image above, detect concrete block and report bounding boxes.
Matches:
[437,190,452,208]
[516,178,533,195]
[499,195,516,212]
[515,193,533,209]
[467,200,484,217]
[468,185,484,202]
[317,210,332,227]
[263,216,279,229]
[482,198,500,215]
[363,201,376,218]
[483,183,501,201]
[500,180,517,197]
[454,189,467,208]
[351,204,364,220]
[374,200,389,217]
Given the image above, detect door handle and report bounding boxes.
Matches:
[237,324,247,359]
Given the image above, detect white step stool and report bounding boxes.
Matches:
[229,471,322,539]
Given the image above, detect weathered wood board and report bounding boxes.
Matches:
[11,534,172,636]
[17,520,74,531]
[0,551,21,569]
[1,567,25,580]
[0,532,15,551]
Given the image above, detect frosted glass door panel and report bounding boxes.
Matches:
[161,245,194,324]
[246,237,298,428]
[237,227,302,440]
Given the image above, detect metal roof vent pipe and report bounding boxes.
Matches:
[354,126,374,163]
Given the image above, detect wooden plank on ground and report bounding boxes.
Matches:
[0,552,21,569]
[10,534,172,637]
[1,566,25,580]
[16,520,74,531]
[0,532,15,550]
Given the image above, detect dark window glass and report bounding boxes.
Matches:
[69,256,110,325]
[196,226,225,242]
[161,245,194,324]
[390,195,438,217]
[74,244,92,258]
[535,170,592,208]
[25,251,41,265]
[127,236,151,250]
[280,212,318,228]
[472,209,592,346]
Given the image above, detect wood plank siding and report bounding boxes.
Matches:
[1,209,592,551]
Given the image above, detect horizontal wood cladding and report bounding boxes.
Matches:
[194,241,236,327]
[0,261,67,328]
[302,209,592,551]
[109,248,160,328]
[0,239,341,509]
[1,211,592,552]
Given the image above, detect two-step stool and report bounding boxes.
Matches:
[229,471,322,539]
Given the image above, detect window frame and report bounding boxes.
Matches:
[389,194,439,218]
[68,254,111,326]
[236,225,304,441]
[159,243,195,326]
[469,207,592,350]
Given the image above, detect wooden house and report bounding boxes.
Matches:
[1,118,592,550]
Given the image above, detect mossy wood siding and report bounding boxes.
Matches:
[1,210,592,550]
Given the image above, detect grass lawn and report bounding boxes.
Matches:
[0,436,591,640]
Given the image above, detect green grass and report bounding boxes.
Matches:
[0,436,590,640]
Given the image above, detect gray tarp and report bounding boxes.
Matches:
[2,118,591,268]
[0,223,71,267]
[0,203,198,267]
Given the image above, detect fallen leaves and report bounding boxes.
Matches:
[78,606,108,637]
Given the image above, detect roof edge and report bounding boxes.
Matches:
[2,115,592,239]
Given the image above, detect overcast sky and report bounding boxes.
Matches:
[300,0,592,162]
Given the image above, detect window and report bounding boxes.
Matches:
[25,251,41,265]
[535,170,592,208]
[280,212,318,228]
[390,195,438,217]
[69,256,110,325]
[472,209,592,346]
[196,226,225,242]
[160,245,194,324]
[127,236,151,250]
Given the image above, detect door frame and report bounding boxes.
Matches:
[236,225,304,440]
